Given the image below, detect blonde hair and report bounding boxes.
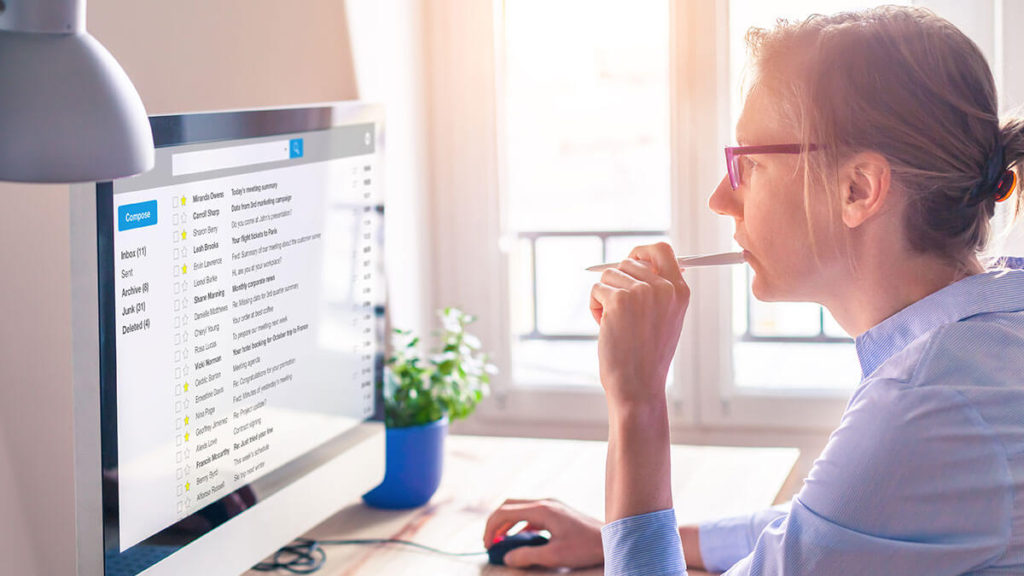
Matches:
[745,5,1023,267]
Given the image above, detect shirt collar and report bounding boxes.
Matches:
[854,257,1024,379]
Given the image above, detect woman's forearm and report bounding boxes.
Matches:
[605,400,674,523]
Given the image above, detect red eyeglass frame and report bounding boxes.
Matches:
[725,144,820,190]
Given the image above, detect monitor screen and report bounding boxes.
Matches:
[96,104,385,575]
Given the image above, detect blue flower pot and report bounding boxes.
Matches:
[362,416,448,509]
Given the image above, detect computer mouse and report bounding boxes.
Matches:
[487,531,550,566]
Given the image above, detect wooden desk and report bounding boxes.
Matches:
[248,435,798,575]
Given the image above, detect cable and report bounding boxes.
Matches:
[319,538,487,557]
[251,539,325,574]
[250,537,487,573]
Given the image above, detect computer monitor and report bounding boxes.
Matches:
[70,102,386,576]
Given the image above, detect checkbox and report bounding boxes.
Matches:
[177,468,183,479]
[177,502,184,514]
[176,435,183,447]
[176,451,182,463]
[175,401,183,413]
[174,300,181,312]
[176,418,182,430]
[174,266,180,277]
[175,333,181,345]
[175,367,182,379]
[174,283,181,294]
[176,384,182,396]
[177,484,183,496]
[174,317,181,329]
[173,231,179,243]
[175,350,181,362]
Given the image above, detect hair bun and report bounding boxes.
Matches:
[968,144,1009,205]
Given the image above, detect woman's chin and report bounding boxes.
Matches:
[750,274,782,302]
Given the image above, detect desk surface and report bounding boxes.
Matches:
[247,434,799,576]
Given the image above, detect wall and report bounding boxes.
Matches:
[89,0,357,114]
[0,183,73,576]
[0,3,359,574]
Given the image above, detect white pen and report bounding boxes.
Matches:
[586,251,746,272]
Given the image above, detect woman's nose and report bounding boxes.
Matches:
[708,174,740,217]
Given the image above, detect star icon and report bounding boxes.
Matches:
[181,230,187,240]
[181,196,186,206]
[185,482,190,491]
[184,432,190,442]
[184,416,190,426]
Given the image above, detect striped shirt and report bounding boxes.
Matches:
[601,258,1024,575]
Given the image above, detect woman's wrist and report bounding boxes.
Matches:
[679,524,704,570]
[607,393,670,430]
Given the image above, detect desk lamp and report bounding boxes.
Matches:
[0,0,153,182]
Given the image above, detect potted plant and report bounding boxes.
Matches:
[362,307,496,509]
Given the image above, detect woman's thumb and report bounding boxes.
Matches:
[503,543,552,568]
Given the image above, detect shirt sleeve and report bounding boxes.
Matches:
[601,508,687,576]
[720,381,1012,575]
[698,504,790,572]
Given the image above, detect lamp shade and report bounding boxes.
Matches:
[0,29,154,182]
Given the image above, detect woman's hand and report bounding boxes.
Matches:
[589,242,690,409]
[482,498,604,569]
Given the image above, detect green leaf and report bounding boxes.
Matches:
[382,306,494,428]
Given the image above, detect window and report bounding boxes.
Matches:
[502,0,671,389]
[426,0,1024,432]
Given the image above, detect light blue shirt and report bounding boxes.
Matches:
[601,258,1024,575]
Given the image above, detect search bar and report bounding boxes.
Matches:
[172,138,303,176]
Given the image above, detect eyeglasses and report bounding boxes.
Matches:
[724,144,820,190]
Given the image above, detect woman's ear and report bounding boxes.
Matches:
[840,151,891,229]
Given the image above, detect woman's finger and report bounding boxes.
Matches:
[503,539,560,568]
[629,242,683,284]
[590,279,624,307]
[590,281,623,325]
[616,257,664,285]
[483,503,554,546]
[599,266,643,290]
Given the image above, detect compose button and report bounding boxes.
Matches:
[118,200,159,232]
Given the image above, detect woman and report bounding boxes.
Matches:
[484,6,1024,575]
